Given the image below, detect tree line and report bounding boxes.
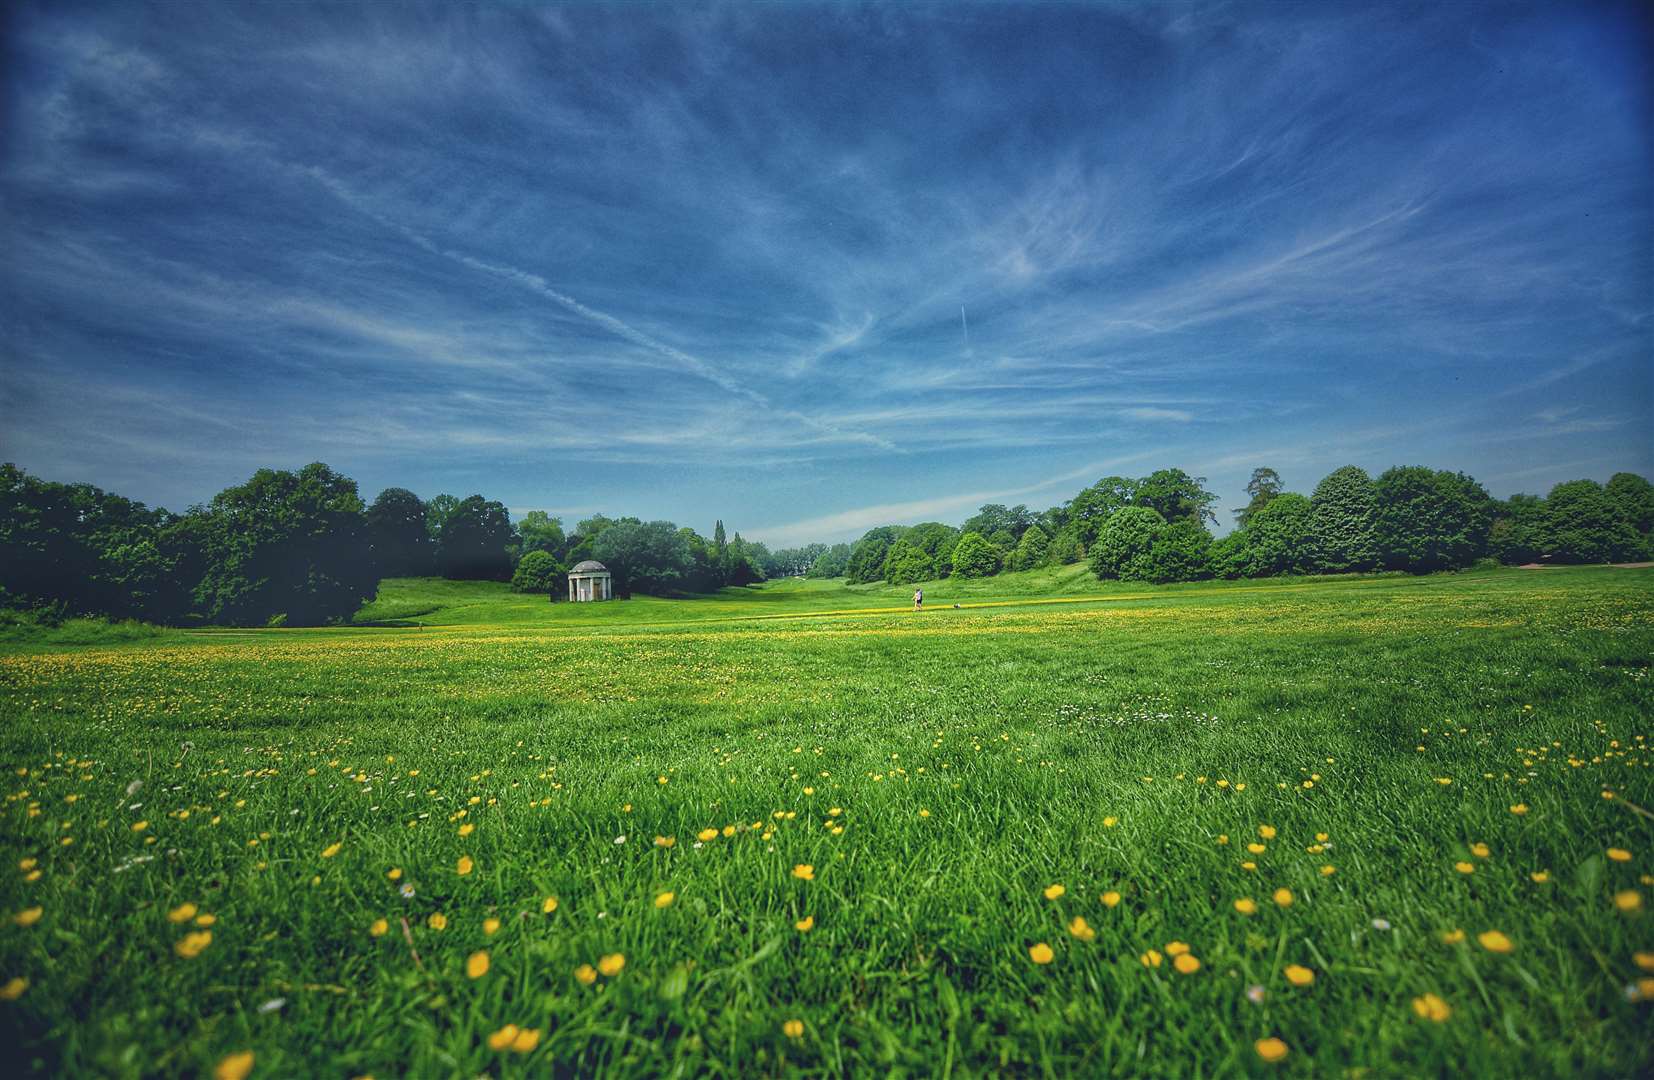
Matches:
[832,466,1654,586]
[0,462,802,626]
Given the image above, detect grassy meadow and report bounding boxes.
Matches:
[2,566,1652,1077]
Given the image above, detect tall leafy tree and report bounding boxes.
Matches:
[592,521,697,596]
[880,539,935,585]
[516,511,566,560]
[1372,467,1492,572]
[1134,468,1219,526]
[1066,477,1140,546]
[1088,507,1166,581]
[193,463,378,625]
[806,544,852,578]
[1010,524,1049,571]
[509,550,565,595]
[902,522,961,577]
[846,526,905,584]
[1234,467,1284,527]
[1605,472,1654,535]
[1309,466,1379,572]
[1225,492,1315,576]
[366,488,432,578]
[1487,494,1546,565]
[1541,480,1646,563]
[436,496,515,580]
[949,532,1001,578]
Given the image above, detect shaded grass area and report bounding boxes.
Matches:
[1,567,1651,1077]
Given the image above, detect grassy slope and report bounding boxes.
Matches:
[1,566,1652,1077]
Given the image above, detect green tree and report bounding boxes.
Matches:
[949,532,1001,578]
[1605,472,1654,535]
[1309,466,1379,573]
[1373,467,1492,572]
[193,463,378,625]
[1142,519,1214,583]
[366,488,432,578]
[592,521,696,596]
[1237,492,1315,576]
[516,511,566,560]
[1088,507,1166,581]
[1487,494,1546,565]
[436,496,515,580]
[881,539,935,585]
[1234,467,1283,527]
[1541,480,1646,563]
[1134,468,1218,526]
[1010,524,1049,571]
[1066,477,1140,546]
[903,522,961,576]
[846,526,905,584]
[509,550,564,595]
[806,544,852,578]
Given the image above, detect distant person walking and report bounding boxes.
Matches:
[913,587,923,612]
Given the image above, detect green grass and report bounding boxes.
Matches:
[2,566,1652,1077]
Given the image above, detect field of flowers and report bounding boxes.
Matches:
[2,567,1652,1077]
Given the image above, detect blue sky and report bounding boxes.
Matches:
[2,2,1649,544]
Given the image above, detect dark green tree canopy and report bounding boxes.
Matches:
[194,462,377,625]
[366,487,432,578]
[1372,467,1492,572]
[1309,465,1379,573]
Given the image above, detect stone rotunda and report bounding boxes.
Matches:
[567,560,613,602]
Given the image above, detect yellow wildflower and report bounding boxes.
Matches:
[458,823,474,837]
[1174,953,1201,974]
[1255,1037,1289,1062]
[484,917,501,935]
[428,913,447,931]
[214,1051,255,1080]
[783,1019,804,1039]
[697,828,718,842]
[0,977,26,1001]
[467,950,489,979]
[1615,890,1642,912]
[1259,825,1276,839]
[175,930,213,958]
[1454,861,1474,874]
[168,902,197,924]
[511,1028,540,1053]
[1470,843,1490,858]
[1608,848,1632,862]
[1234,898,1257,915]
[321,843,342,858]
[1477,930,1513,953]
[1441,928,1465,944]
[795,915,815,932]
[14,907,43,928]
[1273,888,1293,907]
[369,918,388,937]
[1284,964,1314,986]
[1531,871,1550,883]
[487,1025,519,1051]
[655,891,675,909]
[598,952,625,976]
[542,896,558,914]
[1067,916,1095,942]
[574,964,597,985]
[1101,891,1121,908]
[1043,884,1065,900]
[456,855,473,876]
[1028,942,1054,964]
[1140,949,1162,968]
[1412,993,1452,1022]
[792,864,814,881]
